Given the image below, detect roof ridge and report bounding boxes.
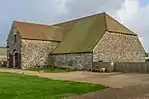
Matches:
[14,21,52,27]
[52,12,106,26]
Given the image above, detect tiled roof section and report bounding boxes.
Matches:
[51,12,137,54]
[13,12,137,54]
[52,13,107,54]
[14,21,63,41]
[105,14,136,35]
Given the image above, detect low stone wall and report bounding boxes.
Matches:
[21,39,59,69]
[51,53,92,70]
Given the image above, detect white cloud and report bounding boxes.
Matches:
[116,0,139,23]
[113,0,149,51]
[0,0,148,51]
[53,0,68,15]
[57,0,123,20]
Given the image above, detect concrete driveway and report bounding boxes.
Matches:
[0,68,149,88]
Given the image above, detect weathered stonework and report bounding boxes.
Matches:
[93,32,146,62]
[52,53,93,70]
[21,39,59,69]
[7,16,146,70]
[7,26,21,55]
[7,25,22,68]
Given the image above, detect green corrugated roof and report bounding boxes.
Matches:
[51,12,136,54]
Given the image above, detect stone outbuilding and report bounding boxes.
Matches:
[7,12,146,69]
[7,21,63,68]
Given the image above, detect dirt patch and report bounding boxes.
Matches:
[69,84,149,99]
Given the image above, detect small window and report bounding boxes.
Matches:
[14,35,17,43]
[14,33,17,43]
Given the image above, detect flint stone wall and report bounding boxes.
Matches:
[21,39,59,69]
[7,26,21,55]
[52,53,92,70]
[93,32,146,62]
[7,25,22,67]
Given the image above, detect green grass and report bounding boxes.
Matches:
[0,47,6,55]
[27,67,73,73]
[0,72,107,99]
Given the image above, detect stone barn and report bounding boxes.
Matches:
[7,21,63,69]
[51,12,146,70]
[7,12,146,69]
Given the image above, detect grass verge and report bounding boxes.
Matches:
[0,72,108,99]
[0,47,6,55]
[26,67,73,73]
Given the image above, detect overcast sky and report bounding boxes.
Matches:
[0,0,149,52]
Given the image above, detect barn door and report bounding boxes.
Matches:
[13,53,20,69]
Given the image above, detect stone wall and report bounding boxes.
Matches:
[93,32,146,62]
[52,53,93,70]
[21,39,59,69]
[7,24,22,67]
[7,25,21,55]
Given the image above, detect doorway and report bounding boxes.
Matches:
[12,50,21,69]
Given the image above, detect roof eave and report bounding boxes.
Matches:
[51,51,92,55]
[108,30,137,36]
[22,38,61,42]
